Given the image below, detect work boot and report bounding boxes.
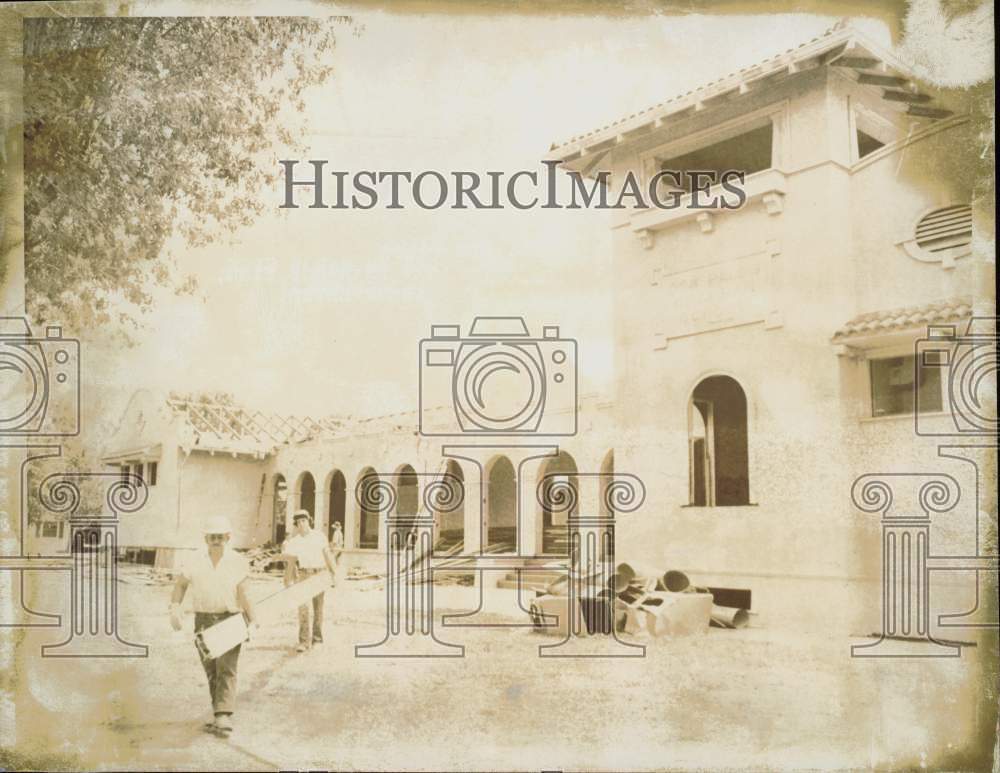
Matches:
[214,713,233,736]
[296,643,308,653]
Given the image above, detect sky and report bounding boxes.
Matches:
[85,6,893,425]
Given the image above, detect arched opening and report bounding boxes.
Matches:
[272,474,288,544]
[397,464,418,516]
[599,450,615,562]
[435,459,465,553]
[357,467,380,549]
[298,471,316,525]
[327,470,346,543]
[689,375,749,507]
[486,456,516,552]
[538,450,578,555]
[599,449,614,517]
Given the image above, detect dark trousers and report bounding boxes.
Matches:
[194,612,241,715]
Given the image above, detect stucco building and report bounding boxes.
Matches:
[103,24,993,637]
[544,22,992,636]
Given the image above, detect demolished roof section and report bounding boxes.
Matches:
[166,396,345,456]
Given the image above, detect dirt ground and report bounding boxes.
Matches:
[5,567,998,771]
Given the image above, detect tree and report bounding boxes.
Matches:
[22,15,354,328]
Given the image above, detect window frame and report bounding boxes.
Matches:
[863,343,948,421]
[640,101,790,192]
[849,101,900,163]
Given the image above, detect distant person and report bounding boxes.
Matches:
[282,509,335,652]
[329,521,345,586]
[169,516,256,737]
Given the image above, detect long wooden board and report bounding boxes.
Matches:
[194,571,332,659]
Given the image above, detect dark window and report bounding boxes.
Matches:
[660,124,773,194]
[857,130,885,158]
[147,462,158,486]
[42,522,59,538]
[870,355,943,417]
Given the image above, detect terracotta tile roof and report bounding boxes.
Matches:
[546,22,939,159]
[832,298,973,341]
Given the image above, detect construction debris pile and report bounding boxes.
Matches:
[116,565,175,586]
[247,544,283,573]
[529,561,750,638]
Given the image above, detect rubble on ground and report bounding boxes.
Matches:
[528,561,751,638]
[116,565,175,585]
[247,544,283,572]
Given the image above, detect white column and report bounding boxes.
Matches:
[315,478,329,536]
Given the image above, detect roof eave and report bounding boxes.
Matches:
[546,27,949,164]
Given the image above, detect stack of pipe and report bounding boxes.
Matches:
[610,563,750,634]
[528,561,750,636]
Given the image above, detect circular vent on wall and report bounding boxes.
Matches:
[915,205,972,253]
[899,203,973,268]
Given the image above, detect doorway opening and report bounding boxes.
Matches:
[688,375,749,506]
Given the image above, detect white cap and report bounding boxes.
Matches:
[202,515,233,535]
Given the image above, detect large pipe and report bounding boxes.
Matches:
[616,562,691,593]
[710,605,749,629]
[614,561,661,587]
[659,570,690,592]
[609,571,631,594]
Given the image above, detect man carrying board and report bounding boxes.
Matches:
[169,516,256,736]
[282,509,336,652]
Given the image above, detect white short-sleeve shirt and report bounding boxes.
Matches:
[283,529,329,570]
[182,547,249,613]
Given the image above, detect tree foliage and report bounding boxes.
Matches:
[24,16,352,328]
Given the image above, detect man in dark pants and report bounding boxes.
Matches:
[169,516,256,736]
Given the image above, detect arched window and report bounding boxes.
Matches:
[397,464,418,516]
[272,474,287,544]
[357,468,380,549]
[689,376,749,506]
[538,450,578,554]
[486,456,516,552]
[327,470,346,543]
[297,472,316,524]
[599,449,614,518]
[435,460,465,553]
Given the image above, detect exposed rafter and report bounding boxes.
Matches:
[547,24,959,167]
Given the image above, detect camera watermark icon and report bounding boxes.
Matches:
[915,317,998,437]
[0,317,80,438]
[418,316,577,436]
